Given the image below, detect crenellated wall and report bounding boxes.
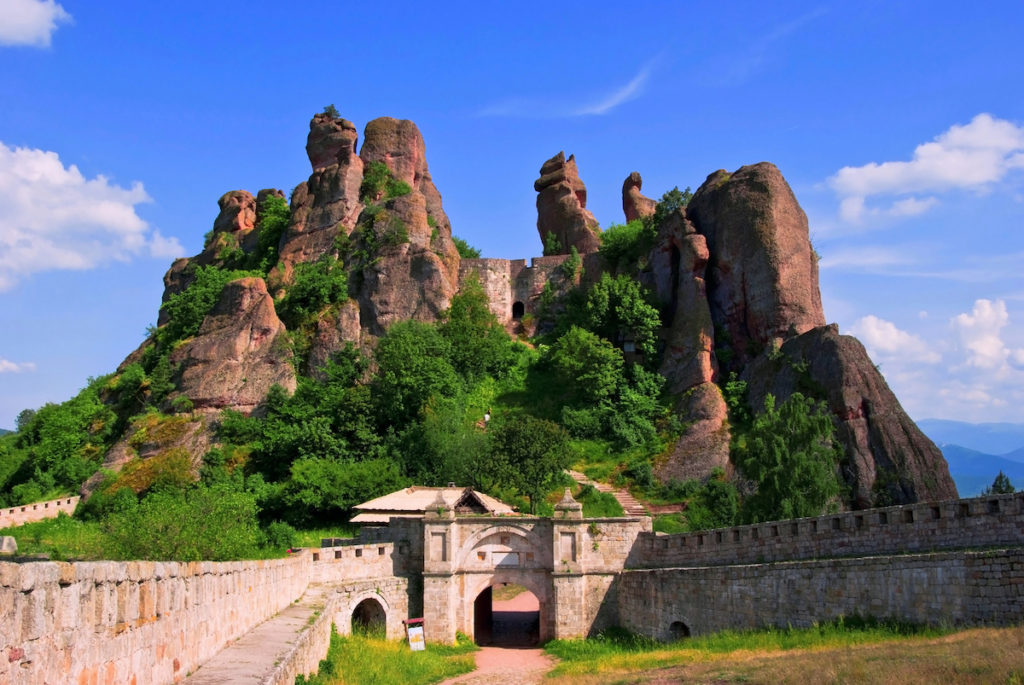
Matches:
[629,491,1024,569]
[0,496,79,529]
[459,255,574,334]
[1,557,309,685]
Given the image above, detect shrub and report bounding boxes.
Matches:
[359,161,412,203]
[599,219,656,271]
[452,235,480,259]
[276,256,349,329]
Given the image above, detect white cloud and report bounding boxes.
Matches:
[830,114,1024,223]
[0,142,183,291]
[0,358,36,373]
[479,60,656,118]
[0,0,71,47]
[818,245,913,271]
[850,315,940,364]
[951,298,1024,371]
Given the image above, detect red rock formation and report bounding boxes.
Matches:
[688,163,825,367]
[350,117,461,335]
[535,152,602,255]
[742,324,958,507]
[622,172,657,223]
[277,114,365,282]
[170,277,296,414]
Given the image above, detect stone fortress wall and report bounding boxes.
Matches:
[2,490,1022,684]
[0,495,79,529]
[459,255,571,332]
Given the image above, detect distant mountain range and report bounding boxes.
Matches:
[917,419,1024,497]
[0,429,11,436]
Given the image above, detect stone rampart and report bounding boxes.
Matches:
[617,548,1024,640]
[0,496,79,529]
[1,556,309,685]
[630,491,1024,569]
[459,255,573,333]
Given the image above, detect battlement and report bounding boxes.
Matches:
[0,496,79,529]
[631,490,1024,568]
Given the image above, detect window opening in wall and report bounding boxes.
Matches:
[669,620,691,640]
[810,521,818,533]
[352,597,386,635]
[733,530,741,542]
[855,516,864,529]
[512,301,525,320]
[931,506,941,520]
[903,509,915,523]
[959,503,970,518]
[790,522,799,535]
[832,518,841,531]
[334,550,343,559]
[379,547,386,556]
[771,525,779,537]
[988,500,1000,514]
[474,584,539,646]
[879,512,888,525]
[715,532,723,543]
[355,548,362,558]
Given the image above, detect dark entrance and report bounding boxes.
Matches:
[669,620,691,640]
[473,584,539,646]
[352,597,386,635]
[511,301,525,320]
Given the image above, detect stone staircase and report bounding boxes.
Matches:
[567,470,649,517]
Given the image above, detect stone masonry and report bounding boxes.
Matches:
[0,496,79,529]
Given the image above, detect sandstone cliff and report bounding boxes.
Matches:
[535,152,602,255]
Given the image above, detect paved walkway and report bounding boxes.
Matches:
[185,586,326,684]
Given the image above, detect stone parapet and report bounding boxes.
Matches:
[0,496,79,529]
[1,556,309,685]
[631,491,1024,569]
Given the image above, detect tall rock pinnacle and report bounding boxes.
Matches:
[534,152,602,254]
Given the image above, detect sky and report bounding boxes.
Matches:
[0,0,1022,429]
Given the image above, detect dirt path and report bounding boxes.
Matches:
[440,590,556,684]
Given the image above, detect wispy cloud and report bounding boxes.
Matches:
[479,60,656,119]
[0,358,36,373]
[713,6,829,85]
[830,113,1024,223]
[0,142,182,291]
[0,0,71,47]
[818,245,916,272]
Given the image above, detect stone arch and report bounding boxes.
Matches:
[455,524,546,568]
[668,620,691,640]
[464,571,552,644]
[512,301,525,320]
[335,589,393,637]
[352,597,386,634]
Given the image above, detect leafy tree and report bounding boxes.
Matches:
[281,457,406,526]
[737,393,841,523]
[251,194,290,273]
[372,321,460,428]
[359,161,412,203]
[15,409,36,433]
[983,471,1016,495]
[651,186,693,226]
[569,273,661,360]
[488,415,572,514]
[543,231,562,256]
[103,483,262,560]
[322,104,340,118]
[452,236,481,259]
[276,256,348,329]
[158,265,257,351]
[439,274,517,382]
[599,220,657,272]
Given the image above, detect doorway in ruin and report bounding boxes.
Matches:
[352,597,386,635]
[669,620,691,640]
[473,583,540,646]
[511,301,525,320]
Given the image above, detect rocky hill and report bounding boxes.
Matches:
[95,110,955,510]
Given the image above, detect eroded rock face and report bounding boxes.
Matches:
[307,300,362,378]
[688,163,825,368]
[742,324,958,508]
[350,117,460,335]
[277,114,365,282]
[170,277,296,413]
[655,383,731,484]
[622,172,657,223]
[535,152,602,255]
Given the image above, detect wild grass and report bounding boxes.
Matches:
[0,513,108,560]
[545,618,956,678]
[291,525,358,549]
[297,627,477,685]
[546,625,1024,684]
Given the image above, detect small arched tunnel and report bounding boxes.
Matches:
[511,301,525,320]
[669,620,691,640]
[352,597,386,636]
[473,584,540,646]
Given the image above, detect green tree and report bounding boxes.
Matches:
[276,256,348,329]
[322,104,340,118]
[598,220,657,272]
[251,194,290,273]
[372,321,460,427]
[572,273,662,360]
[488,416,572,514]
[439,274,517,382]
[651,185,693,226]
[983,471,1016,494]
[737,393,841,523]
[452,236,481,259]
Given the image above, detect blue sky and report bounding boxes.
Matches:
[1,0,1022,429]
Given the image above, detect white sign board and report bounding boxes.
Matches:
[408,625,425,651]
[495,551,520,567]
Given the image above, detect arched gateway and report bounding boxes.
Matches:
[419,490,651,644]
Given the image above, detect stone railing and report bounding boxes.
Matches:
[0,496,79,529]
[1,556,309,685]
[630,490,1024,568]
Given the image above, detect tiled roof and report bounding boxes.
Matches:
[352,486,514,521]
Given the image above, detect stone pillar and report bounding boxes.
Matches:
[551,490,587,638]
[422,492,457,644]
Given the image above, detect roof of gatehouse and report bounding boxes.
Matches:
[351,486,515,524]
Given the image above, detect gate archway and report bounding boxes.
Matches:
[351,597,386,634]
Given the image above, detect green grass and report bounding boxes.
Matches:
[0,513,108,560]
[297,628,477,685]
[575,484,624,518]
[544,619,954,677]
[292,525,358,548]
[651,513,688,534]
